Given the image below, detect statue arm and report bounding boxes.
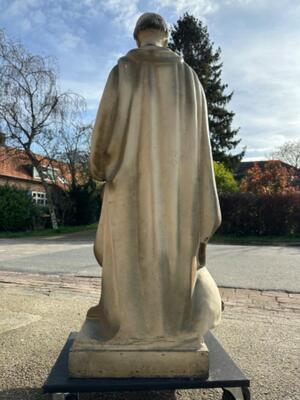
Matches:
[198,84,222,266]
[90,65,119,182]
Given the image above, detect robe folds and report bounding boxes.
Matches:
[88,45,222,347]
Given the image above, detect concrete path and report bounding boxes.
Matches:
[208,244,300,292]
[0,232,299,292]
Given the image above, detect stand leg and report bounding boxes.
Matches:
[50,394,79,400]
[222,387,251,400]
[65,394,79,400]
[50,394,64,400]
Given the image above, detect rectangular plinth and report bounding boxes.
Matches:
[43,332,250,394]
[69,344,208,378]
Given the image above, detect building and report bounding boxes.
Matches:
[0,134,70,205]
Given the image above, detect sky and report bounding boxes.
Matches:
[0,0,299,161]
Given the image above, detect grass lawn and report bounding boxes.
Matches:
[0,223,97,239]
[211,233,300,246]
[1,224,299,245]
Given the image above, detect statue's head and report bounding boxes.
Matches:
[134,13,168,48]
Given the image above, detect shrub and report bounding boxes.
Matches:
[67,185,101,226]
[0,185,40,231]
[218,192,300,236]
[214,162,238,193]
[240,160,297,194]
[50,183,101,226]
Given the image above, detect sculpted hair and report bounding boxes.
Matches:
[133,13,168,40]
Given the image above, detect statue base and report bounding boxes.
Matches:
[68,335,209,378]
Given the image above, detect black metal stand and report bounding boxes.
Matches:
[43,332,250,400]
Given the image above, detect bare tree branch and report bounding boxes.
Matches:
[271,140,300,169]
[0,29,86,229]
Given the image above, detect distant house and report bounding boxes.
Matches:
[0,134,70,206]
[235,160,300,188]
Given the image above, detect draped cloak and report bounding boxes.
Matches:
[87,45,222,347]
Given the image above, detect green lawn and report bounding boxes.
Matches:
[1,225,299,245]
[0,223,97,238]
[211,233,300,246]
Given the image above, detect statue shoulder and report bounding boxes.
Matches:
[105,64,119,86]
[118,55,134,67]
[183,63,205,91]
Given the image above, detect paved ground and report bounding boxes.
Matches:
[0,231,299,291]
[0,274,299,400]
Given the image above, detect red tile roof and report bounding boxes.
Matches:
[0,146,71,188]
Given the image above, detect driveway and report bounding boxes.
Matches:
[0,231,299,292]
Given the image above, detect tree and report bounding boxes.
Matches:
[169,13,244,169]
[214,161,238,193]
[271,140,300,169]
[0,29,83,229]
[240,161,297,194]
[56,121,93,192]
[55,121,102,225]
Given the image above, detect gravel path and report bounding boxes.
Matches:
[0,274,299,400]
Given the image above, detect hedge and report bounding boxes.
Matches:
[0,185,40,231]
[218,193,300,236]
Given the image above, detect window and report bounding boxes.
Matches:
[33,166,59,181]
[31,191,47,206]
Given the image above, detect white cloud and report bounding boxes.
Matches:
[223,0,269,6]
[61,78,104,110]
[243,156,267,161]
[60,32,82,50]
[151,0,275,18]
[153,0,218,17]
[219,25,300,158]
[101,0,140,33]
[3,0,42,18]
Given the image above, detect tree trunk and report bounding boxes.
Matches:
[44,183,58,230]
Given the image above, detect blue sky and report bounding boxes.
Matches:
[1,0,299,160]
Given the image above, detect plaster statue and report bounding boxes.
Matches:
[69,12,222,378]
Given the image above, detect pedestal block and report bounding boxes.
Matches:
[69,338,208,378]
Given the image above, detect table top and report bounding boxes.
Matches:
[43,331,250,393]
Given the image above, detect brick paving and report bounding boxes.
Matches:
[1,270,299,400]
[0,270,299,313]
[219,287,300,312]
